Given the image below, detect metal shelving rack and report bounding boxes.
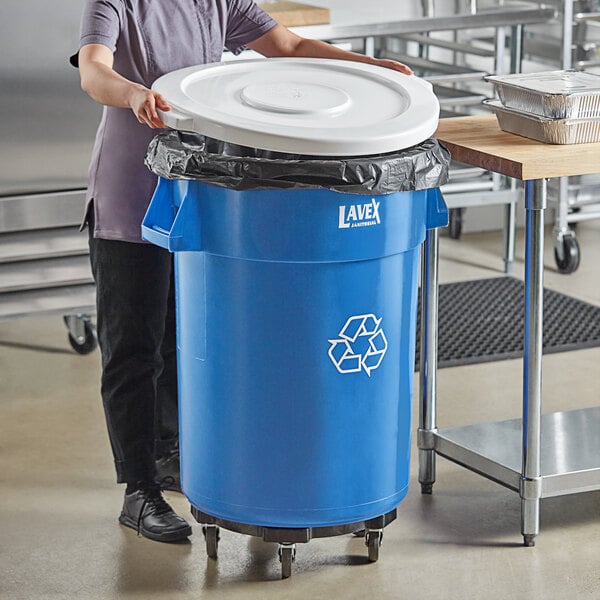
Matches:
[393,0,527,267]
[524,0,600,273]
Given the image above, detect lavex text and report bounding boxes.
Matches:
[338,199,381,229]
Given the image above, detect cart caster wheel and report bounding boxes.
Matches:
[523,534,536,547]
[554,234,580,274]
[278,544,296,579]
[64,316,98,355]
[448,208,463,240]
[202,525,220,559]
[421,483,433,495]
[365,529,383,563]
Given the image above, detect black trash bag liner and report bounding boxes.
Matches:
[145,130,450,194]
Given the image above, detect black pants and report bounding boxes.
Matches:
[89,219,178,484]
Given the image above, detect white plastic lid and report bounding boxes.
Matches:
[152,58,439,156]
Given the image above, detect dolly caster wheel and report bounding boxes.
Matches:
[278,543,296,579]
[365,529,383,562]
[523,534,536,547]
[421,483,433,495]
[202,525,220,559]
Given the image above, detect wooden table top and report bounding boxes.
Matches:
[258,2,330,27]
[435,114,600,181]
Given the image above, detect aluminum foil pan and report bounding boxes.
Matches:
[484,99,600,145]
[485,70,600,119]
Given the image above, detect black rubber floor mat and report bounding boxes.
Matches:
[415,277,600,369]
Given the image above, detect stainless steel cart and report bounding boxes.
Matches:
[0,192,97,353]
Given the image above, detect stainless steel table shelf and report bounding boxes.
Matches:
[432,407,600,499]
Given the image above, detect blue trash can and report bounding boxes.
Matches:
[142,178,447,528]
[143,58,449,574]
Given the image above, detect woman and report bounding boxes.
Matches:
[74,0,412,543]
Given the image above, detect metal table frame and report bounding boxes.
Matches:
[419,115,600,547]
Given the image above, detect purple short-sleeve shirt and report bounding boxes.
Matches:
[78,0,276,242]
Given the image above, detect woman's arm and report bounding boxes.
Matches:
[78,25,412,130]
[247,24,413,75]
[78,43,171,128]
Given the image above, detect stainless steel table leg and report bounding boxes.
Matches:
[521,179,546,547]
[418,228,440,494]
[503,179,517,274]
[364,36,376,58]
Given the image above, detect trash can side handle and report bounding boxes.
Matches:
[425,188,449,230]
[142,179,202,251]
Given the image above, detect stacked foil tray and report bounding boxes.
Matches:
[484,70,600,144]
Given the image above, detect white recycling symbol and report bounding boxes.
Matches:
[328,314,388,377]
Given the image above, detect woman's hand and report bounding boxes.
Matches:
[366,57,413,76]
[79,43,171,129]
[128,86,171,129]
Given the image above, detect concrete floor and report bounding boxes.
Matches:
[1,222,599,600]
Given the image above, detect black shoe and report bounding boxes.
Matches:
[155,451,182,493]
[119,484,192,542]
